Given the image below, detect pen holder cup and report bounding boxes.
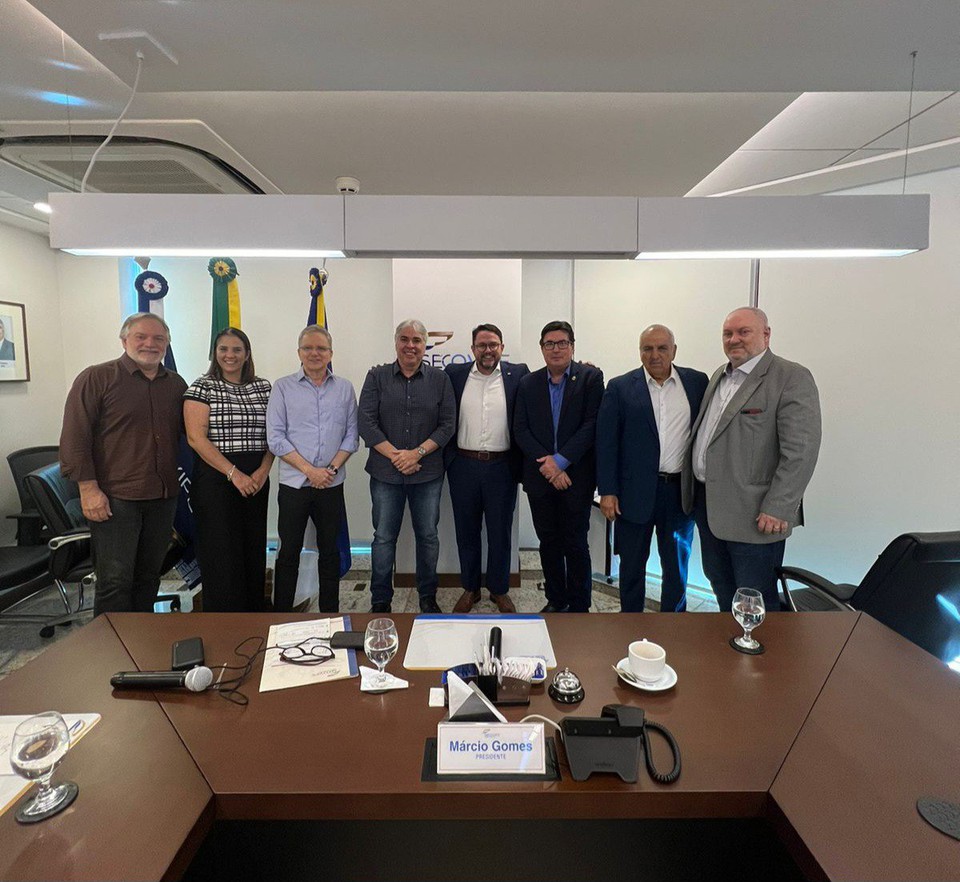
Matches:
[476,674,499,704]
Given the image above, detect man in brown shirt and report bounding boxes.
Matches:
[60,313,187,615]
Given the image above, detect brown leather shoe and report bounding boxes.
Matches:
[452,590,481,614]
[491,593,517,614]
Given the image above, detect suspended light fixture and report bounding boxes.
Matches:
[48,193,928,260]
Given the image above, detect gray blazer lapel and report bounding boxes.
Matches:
[711,350,774,443]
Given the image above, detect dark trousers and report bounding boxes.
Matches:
[90,496,178,616]
[447,456,518,596]
[616,479,694,613]
[693,481,785,612]
[192,454,269,612]
[275,483,345,613]
[527,488,593,612]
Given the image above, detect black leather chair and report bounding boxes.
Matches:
[15,463,97,636]
[5,445,59,545]
[778,531,960,664]
[26,463,182,622]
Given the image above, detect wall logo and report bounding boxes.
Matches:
[425,331,454,351]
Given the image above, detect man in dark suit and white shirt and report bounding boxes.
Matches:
[0,318,14,361]
[682,307,821,612]
[445,324,529,614]
[597,324,708,612]
[515,320,604,613]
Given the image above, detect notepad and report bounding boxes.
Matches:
[402,615,556,670]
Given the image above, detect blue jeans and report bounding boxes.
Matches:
[693,481,785,612]
[616,479,694,613]
[369,476,443,605]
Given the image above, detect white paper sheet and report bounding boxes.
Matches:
[258,617,358,693]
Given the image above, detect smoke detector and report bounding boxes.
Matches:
[335,176,360,195]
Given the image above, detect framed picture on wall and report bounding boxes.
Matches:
[0,301,30,382]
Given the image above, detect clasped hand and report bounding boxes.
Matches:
[391,448,422,476]
[537,455,570,490]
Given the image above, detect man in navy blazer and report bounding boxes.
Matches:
[445,324,529,614]
[597,325,708,612]
[515,320,604,613]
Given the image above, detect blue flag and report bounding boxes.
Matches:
[309,267,352,578]
[135,270,201,589]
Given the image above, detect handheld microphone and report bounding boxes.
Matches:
[110,666,214,693]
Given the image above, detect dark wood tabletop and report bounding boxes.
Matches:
[0,616,214,882]
[106,611,858,821]
[3,609,957,881]
[770,612,960,882]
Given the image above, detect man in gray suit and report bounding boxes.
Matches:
[682,307,821,612]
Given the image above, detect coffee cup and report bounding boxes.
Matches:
[628,639,666,683]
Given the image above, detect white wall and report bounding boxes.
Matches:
[145,256,394,544]
[0,226,68,542]
[4,167,957,591]
[759,168,960,583]
[572,167,960,587]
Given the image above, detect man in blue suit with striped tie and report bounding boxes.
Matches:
[597,324,708,612]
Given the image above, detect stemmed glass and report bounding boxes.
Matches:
[732,588,766,651]
[10,711,79,823]
[364,618,399,689]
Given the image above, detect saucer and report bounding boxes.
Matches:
[615,658,677,692]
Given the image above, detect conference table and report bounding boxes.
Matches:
[0,610,957,881]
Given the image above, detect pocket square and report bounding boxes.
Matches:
[740,408,763,414]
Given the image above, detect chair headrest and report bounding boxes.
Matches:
[24,463,85,532]
[908,532,960,563]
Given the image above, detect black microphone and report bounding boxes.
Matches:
[110,667,214,692]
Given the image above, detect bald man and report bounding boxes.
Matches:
[597,325,708,612]
[682,307,821,612]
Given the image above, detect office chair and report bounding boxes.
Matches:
[13,463,97,636]
[25,463,182,630]
[777,531,960,664]
[5,445,59,546]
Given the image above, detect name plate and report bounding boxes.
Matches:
[437,722,545,775]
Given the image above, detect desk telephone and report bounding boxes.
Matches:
[561,704,682,784]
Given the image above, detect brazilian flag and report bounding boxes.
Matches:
[208,257,241,356]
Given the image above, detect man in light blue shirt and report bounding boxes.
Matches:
[266,325,359,612]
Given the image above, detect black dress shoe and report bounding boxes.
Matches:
[540,603,569,613]
[419,596,442,614]
[370,602,392,613]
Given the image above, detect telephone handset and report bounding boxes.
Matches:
[561,704,682,784]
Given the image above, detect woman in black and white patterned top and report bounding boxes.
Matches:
[184,328,274,611]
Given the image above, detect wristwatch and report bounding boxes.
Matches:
[416,446,427,457]
[326,464,339,475]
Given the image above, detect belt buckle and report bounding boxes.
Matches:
[478,450,491,461]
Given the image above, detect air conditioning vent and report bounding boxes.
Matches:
[0,136,262,195]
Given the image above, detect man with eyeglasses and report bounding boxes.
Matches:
[267,325,359,613]
[359,319,456,614]
[445,324,529,614]
[514,320,604,613]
